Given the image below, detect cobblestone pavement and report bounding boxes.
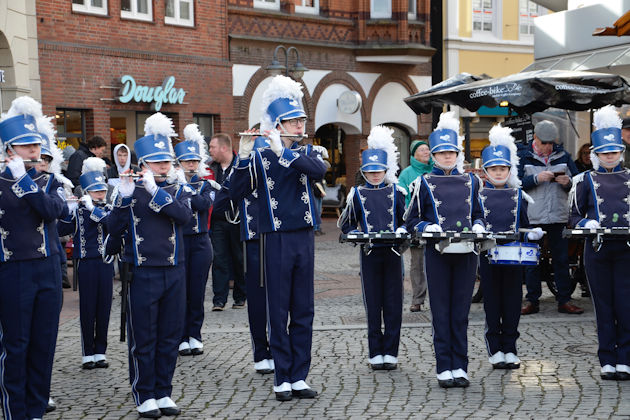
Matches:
[49,218,630,419]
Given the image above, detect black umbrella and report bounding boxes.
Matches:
[405,70,630,115]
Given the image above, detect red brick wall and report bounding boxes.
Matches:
[36,0,234,145]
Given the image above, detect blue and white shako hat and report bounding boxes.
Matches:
[260,75,306,132]
[80,157,108,191]
[429,111,462,153]
[361,125,400,184]
[482,124,521,187]
[481,144,511,167]
[175,123,205,161]
[135,112,176,164]
[591,105,624,153]
[0,96,45,149]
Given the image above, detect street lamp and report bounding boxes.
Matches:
[266,45,309,79]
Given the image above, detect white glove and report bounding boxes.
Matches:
[526,227,544,241]
[424,224,443,233]
[7,156,26,179]
[395,226,408,234]
[118,177,135,198]
[175,168,187,185]
[143,170,158,195]
[472,223,487,234]
[238,134,255,159]
[584,219,600,229]
[208,179,221,190]
[269,129,283,157]
[67,200,78,213]
[80,195,94,211]
[313,145,329,159]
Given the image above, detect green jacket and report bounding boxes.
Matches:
[398,157,433,206]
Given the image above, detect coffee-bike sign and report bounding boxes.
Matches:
[118,75,186,111]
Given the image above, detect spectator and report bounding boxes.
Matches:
[66,136,107,186]
[622,118,630,169]
[107,144,139,184]
[208,133,246,311]
[517,120,583,315]
[574,143,593,173]
[398,140,433,312]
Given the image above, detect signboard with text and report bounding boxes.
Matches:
[118,75,186,111]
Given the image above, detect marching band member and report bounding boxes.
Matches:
[404,112,486,388]
[227,135,275,375]
[176,124,216,357]
[479,125,541,370]
[338,126,406,371]
[230,75,327,401]
[59,157,114,370]
[0,96,68,419]
[570,106,630,381]
[107,113,193,418]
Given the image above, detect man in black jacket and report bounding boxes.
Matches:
[208,133,246,311]
[66,136,107,186]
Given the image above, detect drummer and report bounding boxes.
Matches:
[478,125,542,370]
[404,112,486,388]
[570,105,630,381]
[338,126,406,371]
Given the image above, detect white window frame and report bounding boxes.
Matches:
[408,0,417,20]
[120,0,153,22]
[165,0,194,27]
[472,0,500,38]
[72,0,108,16]
[371,0,392,19]
[519,0,545,40]
[253,0,280,11]
[295,0,319,15]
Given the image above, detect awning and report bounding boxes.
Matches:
[522,45,630,73]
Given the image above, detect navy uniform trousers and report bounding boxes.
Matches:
[479,256,523,356]
[264,229,314,386]
[182,234,213,342]
[78,258,114,358]
[584,241,630,367]
[245,239,272,362]
[127,265,185,405]
[359,247,403,358]
[0,254,62,419]
[425,246,477,374]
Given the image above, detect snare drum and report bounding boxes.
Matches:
[488,242,540,266]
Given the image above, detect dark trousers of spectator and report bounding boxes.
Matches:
[210,220,245,307]
[525,223,571,305]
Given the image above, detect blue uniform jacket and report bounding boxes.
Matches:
[480,182,530,234]
[183,175,215,235]
[340,183,406,234]
[0,167,68,262]
[59,203,112,259]
[106,180,193,267]
[230,142,327,233]
[404,168,485,233]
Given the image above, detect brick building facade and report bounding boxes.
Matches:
[36,0,232,154]
[229,0,434,186]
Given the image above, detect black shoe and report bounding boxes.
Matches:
[506,362,520,370]
[62,281,72,289]
[291,388,318,399]
[212,304,225,311]
[82,361,96,370]
[601,372,617,380]
[492,362,508,369]
[94,360,109,369]
[383,363,397,371]
[438,379,456,388]
[256,368,274,374]
[191,348,203,356]
[275,391,292,401]
[370,363,385,371]
[139,408,162,418]
[616,372,630,381]
[232,301,246,309]
[46,399,57,413]
[160,406,181,416]
[178,348,192,356]
[453,377,470,388]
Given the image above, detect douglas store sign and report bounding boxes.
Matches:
[118,75,186,111]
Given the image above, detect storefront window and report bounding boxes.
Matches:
[56,109,86,150]
[193,114,214,143]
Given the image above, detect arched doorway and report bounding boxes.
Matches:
[0,31,15,114]
[314,123,346,185]
[383,123,411,171]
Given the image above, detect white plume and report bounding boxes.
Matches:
[488,123,521,188]
[260,75,304,132]
[82,157,107,175]
[2,96,43,121]
[592,105,622,130]
[183,123,210,176]
[144,112,175,154]
[366,125,399,184]
[434,111,464,172]
[35,115,69,184]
